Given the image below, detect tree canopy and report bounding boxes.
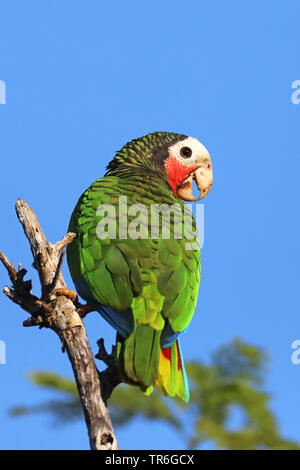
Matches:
[10,338,299,450]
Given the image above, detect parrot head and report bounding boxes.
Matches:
[106,131,213,202]
[162,135,213,202]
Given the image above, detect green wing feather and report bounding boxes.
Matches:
[67,170,200,396]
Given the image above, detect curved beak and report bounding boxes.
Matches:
[177,163,213,202]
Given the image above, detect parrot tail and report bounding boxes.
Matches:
[117,324,162,392]
[117,326,189,401]
[117,323,189,402]
[155,339,189,402]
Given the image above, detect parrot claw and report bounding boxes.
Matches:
[56,288,95,317]
[77,304,95,317]
[56,288,78,303]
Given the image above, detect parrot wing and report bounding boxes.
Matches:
[67,174,200,400]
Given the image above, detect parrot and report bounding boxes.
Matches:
[66,132,213,401]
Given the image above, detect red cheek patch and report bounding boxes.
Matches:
[164,155,198,196]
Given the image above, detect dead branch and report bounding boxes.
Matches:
[0,199,119,450]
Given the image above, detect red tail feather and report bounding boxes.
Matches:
[161,342,182,371]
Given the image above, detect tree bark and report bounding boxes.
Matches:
[0,199,119,450]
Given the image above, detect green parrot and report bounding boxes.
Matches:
[66,132,213,401]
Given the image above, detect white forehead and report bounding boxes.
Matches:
[169,136,209,159]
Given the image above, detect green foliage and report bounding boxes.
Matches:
[185,339,299,449]
[10,372,81,425]
[9,338,300,450]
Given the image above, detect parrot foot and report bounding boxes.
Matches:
[56,288,95,317]
[56,288,78,303]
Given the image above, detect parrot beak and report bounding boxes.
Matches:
[177,165,213,202]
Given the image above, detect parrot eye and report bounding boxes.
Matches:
[180,146,192,158]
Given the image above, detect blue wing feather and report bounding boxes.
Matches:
[74,276,134,338]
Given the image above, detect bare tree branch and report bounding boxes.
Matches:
[96,339,122,401]
[0,198,120,450]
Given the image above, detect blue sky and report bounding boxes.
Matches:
[0,0,300,450]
